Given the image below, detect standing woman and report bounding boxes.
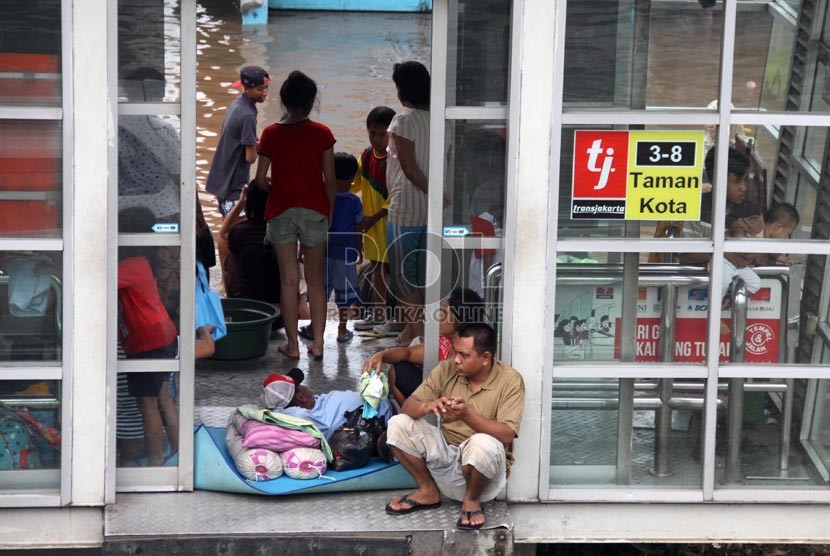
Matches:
[385,61,431,345]
[254,71,336,360]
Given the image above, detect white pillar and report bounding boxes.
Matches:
[68,0,110,505]
[505,0,558,501]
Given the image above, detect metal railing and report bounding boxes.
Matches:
[552,264,798,481]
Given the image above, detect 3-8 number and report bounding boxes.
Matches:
[649,144,684,162]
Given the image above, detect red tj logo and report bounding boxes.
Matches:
[573,131,629,199]
[586,139,616,190]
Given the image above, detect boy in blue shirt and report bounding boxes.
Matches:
[302,153,363,343]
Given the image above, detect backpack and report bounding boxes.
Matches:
[0,410,41,470]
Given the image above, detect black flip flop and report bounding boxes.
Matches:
[456,508,485,530]
[384,494,442,515]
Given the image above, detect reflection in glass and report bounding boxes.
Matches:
[446,0,510,106]
[758,13,796,112]
[0,0,62,106]
[117,115,181,229]
[0,121,62,238]
[444,120,506,230]
[550,377,703,488]
[0,379,61,491]
[804,63,830,170]
[563,0,721,109]
[0,252,61,364]
[116,371,179,468]
[717,378,826,489]
[118,0,181,103]
[117,246,181,342]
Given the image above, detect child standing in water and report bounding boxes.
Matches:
[254,71,336,360]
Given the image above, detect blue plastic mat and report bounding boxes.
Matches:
[194,425,416,495]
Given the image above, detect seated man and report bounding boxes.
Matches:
[280,376,393,440]
[384,323,525,530]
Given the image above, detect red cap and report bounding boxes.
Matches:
[263,373,295,387]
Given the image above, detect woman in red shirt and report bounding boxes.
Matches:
[254,71,336,360]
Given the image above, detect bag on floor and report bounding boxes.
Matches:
[334,406,393,465]
[329,427,373,471]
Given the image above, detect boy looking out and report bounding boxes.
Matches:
[206,65,269,291]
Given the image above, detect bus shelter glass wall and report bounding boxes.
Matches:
[551,0,830,497]
[117,114,182,231]
[563,0,721,109]
[116,0,184,474]
[443,119,507,231]
[714,377,829,489]
[551,377,704,489]
[445,0,510,107]
[118,0,182,103]
[0,0,62,107]
[0,121,62,238]
[0,1,64,495]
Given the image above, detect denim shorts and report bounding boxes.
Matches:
[265,207,329,248]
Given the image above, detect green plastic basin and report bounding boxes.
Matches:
[211,298,280,361]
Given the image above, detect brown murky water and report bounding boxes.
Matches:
[195,2,431,232]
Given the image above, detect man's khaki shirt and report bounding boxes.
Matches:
[411,358,526,469]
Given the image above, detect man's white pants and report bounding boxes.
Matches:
[385,413,506,502]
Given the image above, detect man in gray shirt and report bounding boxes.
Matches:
[205,65,269,288]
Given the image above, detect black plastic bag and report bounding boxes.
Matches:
[329,428,373,471]
[338,406,394,464]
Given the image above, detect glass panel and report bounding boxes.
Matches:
[0,0,62,107]
[793,177,817,240]
[117,246,181,349]
[0,252,61,364]
[723,125,830,245]
[731,6,776,110]
[563,0,721,109]
[436,247,504,353]
[118,0,181,103]
[550,377,703,488]
[446,0,510,107]
[0,379,61,491]
[716,378,824,489]
[758,13,797,112]
[443,120,506,231]
[781,0,801,14]
[117,115,181,230]
[0,120,62,238]
[553,261,714,365]
[116,370,179,468]
[558,126,712,240]
[804,66,829,170]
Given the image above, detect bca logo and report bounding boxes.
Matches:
[573,131,629,199]
[746,323,774,355]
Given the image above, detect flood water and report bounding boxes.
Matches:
[195,1,431,232]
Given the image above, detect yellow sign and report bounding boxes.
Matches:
[624,131,704,221]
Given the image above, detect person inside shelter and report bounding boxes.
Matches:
[678,146,756,265]
[383,322,525,531]
[362,288,485,406]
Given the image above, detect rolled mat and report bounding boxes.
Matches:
[194,424,416,495]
